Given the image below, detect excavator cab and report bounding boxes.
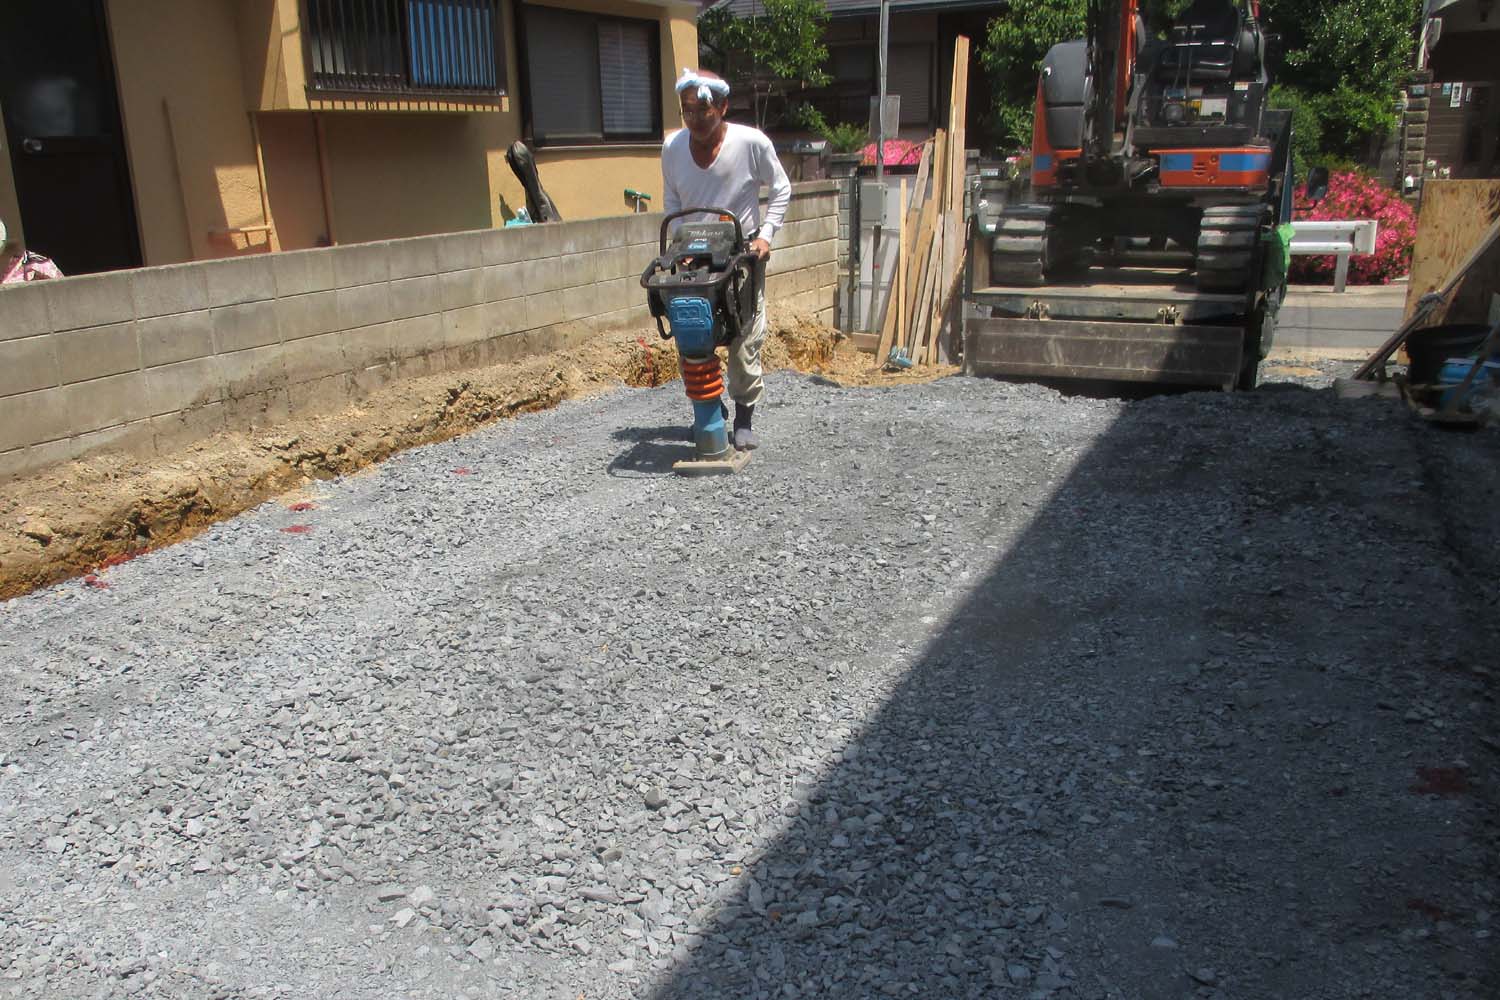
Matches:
[1157,0,1260,82]
[1139,0,1268,141]
[993,0,1288,291]
[969,0,1294,391]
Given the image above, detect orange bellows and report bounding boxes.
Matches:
[680,357,724,401]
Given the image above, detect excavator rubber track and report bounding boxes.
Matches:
[988,205,1055,287]
[1195,205,1266,293]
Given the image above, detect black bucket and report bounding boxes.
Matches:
[1405,324,1495,384]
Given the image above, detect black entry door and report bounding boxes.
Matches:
[0,0,141,275]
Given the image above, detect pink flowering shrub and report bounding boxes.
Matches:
[861,139,923,167]
[1288,170,1416,285]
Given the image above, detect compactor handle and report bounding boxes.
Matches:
[658,207,744,254]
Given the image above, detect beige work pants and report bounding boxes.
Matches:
[726,286,766,409]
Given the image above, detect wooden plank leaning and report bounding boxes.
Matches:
[930,34,970,366]
[904,131,946,358]
[875,142,933,364]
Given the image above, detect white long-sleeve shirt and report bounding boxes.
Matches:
[661,123,792,246]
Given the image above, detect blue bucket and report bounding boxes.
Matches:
[1437,356,1500,407]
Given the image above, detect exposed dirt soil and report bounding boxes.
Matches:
[0,311,951,601]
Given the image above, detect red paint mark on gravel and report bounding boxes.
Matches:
[1406,898,1450,921]
[451,467,474,475]
[287,502,316,512]
[82,574,110,590]
[280,524,313,535]
[1410,767,1470,797]
[98,551,138,569]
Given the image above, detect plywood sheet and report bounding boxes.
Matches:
[1405,179,1500,322]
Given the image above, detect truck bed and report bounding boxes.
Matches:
[964,268,1252,389]
[972,267,1250,325]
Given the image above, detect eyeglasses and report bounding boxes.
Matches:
[680,105,718,120]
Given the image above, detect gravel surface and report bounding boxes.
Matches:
[2,362,1496,1000]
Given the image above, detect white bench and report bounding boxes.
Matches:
[1288,219,1379,293]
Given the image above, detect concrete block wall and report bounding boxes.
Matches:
[0,182,838,482]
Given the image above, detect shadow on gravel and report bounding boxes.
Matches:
[607,426,696,478]
[646,382,1496,999]
[983,375,1207,401]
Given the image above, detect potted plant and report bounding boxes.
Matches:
[794,104,867,173]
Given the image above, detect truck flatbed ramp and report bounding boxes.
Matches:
[965,268,1254,389]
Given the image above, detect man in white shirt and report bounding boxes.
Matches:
[662,68,792,451]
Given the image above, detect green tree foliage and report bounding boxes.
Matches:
[1263,0,1422,164]
[1265,84,1322,180]
[792,103,869,153]
[697,0,833,130]
[977,0,1088,150]
[978,1,1189,150]
[978,0,1421,166]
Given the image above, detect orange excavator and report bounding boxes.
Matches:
[964,0,1294,390]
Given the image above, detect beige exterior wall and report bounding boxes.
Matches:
[529,148,670,220]
[255,113,327,251]
[106,0,271,265]
[0,0,697,270]
[320,113,505,244]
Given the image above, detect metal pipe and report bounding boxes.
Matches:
[876,0,888,185]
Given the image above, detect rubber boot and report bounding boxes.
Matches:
[733,404,757,451]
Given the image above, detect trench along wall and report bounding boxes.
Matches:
[0,181,838,483]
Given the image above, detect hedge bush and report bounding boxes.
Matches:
[1289,170,1415,285]
[860,139,924,167]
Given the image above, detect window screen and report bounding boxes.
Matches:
[832,44,875,85]
[408,0,502,92]
[523,6,602,143]
[888,44,931,126]
[521,4,660,145]
[306,0,505,95]
[599,20,656,136]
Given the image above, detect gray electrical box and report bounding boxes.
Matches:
[858,181,896,230]
[855,181,905,333]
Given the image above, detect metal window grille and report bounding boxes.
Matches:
[306,0,505,96]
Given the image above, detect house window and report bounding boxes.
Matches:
[889,43,931,126]
[518,4,661,145]
[832,44,875,86]
[809,42,931,129]
[305,0,506,96]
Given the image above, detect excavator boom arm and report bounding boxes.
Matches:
[1083,0,1139,162]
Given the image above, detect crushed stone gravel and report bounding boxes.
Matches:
[1,361,1496,1000]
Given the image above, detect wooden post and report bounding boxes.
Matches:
[896,178,908,360]
[161,99,201,258]
[933,34,970,366]
[248,111,280,253]
[313,112,338,246]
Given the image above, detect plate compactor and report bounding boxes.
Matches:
[641,208,762,475]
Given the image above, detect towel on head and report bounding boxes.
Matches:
[675,67,730,106]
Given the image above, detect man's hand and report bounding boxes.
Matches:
[750,238,772,261]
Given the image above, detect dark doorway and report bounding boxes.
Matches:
[0,0,141,275]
